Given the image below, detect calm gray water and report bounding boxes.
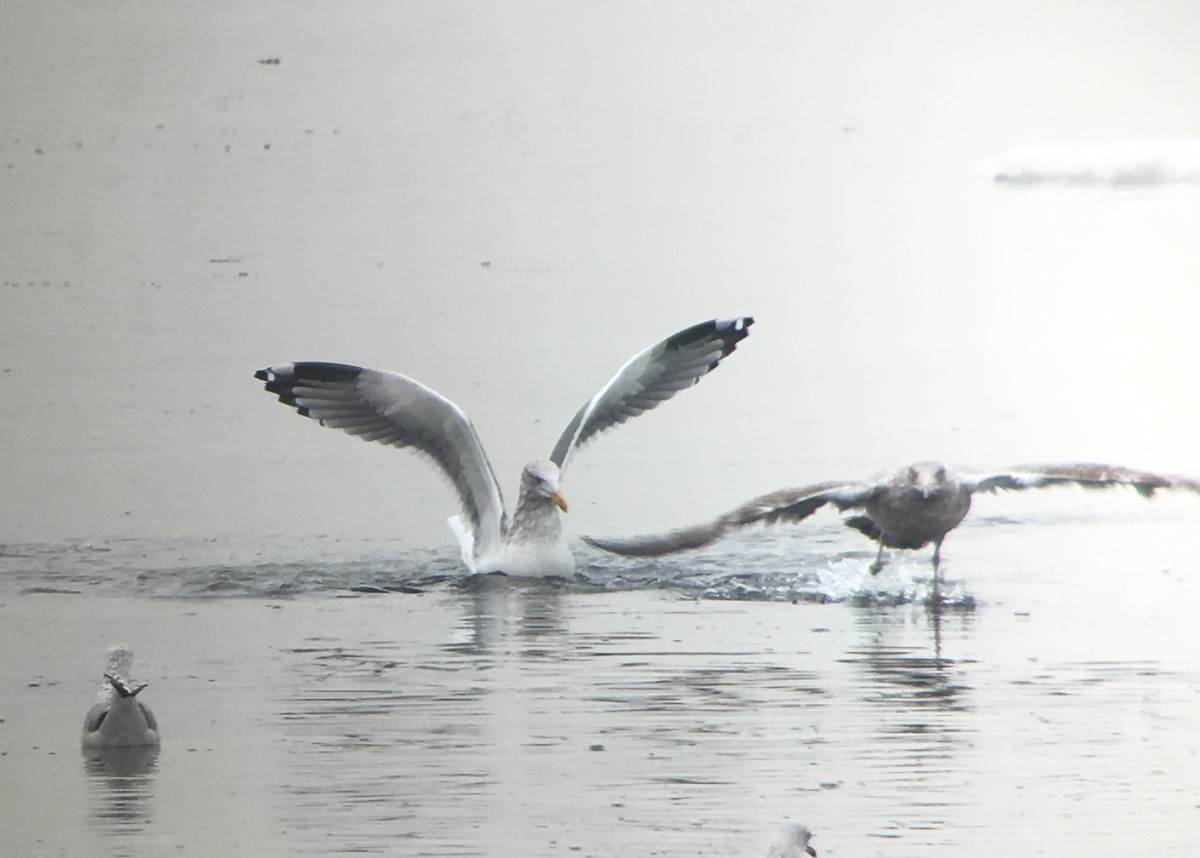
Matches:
[3,1,1200,855]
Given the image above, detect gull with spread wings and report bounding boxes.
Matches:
[256,317,752,576]
[584,460,1200,597]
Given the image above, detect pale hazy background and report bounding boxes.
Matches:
[3,0,1199,549]
[4,5,1200,857]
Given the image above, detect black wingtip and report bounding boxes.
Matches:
[292,361,364,383]
[720,315,754,335]
[662,315,752,375]
[255,362,364,386]
[255,362,365,412]
[666,315,755,358]
[717,315,754,354]
[258,366,297,400]
[255,365,295,398]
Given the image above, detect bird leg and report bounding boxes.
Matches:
[930,603,944,662]
[929,540,944,605]
[869,540,888,575]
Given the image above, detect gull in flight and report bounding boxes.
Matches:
[584,461,1200,598]
[81,645,160,748]
[766,820,817,857]
[256,317,752,576]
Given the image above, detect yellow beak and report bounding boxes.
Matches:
[550,490,568,513]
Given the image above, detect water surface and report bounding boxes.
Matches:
[3,1,1200,855]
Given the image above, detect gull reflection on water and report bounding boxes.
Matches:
[81,745,159,839]
[447,573,570,658]
[841,607,978,843]
[272,576,581,854]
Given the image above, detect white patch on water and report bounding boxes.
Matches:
[989,139,1200,187]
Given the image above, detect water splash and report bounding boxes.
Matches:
[0,528,969,606]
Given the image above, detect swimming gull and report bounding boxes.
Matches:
[81,644,160,748]
[584,460,1200,598]
[255,317,753,576]
[766,820,817,857]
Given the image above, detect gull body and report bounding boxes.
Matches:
[766,820,817,857]
[81,645,160,749]
[256,317,752,576]
[585,460,1200,597]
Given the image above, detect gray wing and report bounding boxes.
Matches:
[139,702,159,733]
[583,480,870,557]
[581,520,729,557]
[255,362,508,554]
[83,702,109,733]
[963,463,1200,498]
[549,317,753,475]
[718,480,878,526]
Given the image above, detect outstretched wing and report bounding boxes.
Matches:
[963,462,1200,498]
[549,317,753,475]
[582,480,870,557]
[580,519,729,557]
[255,362,508,555]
